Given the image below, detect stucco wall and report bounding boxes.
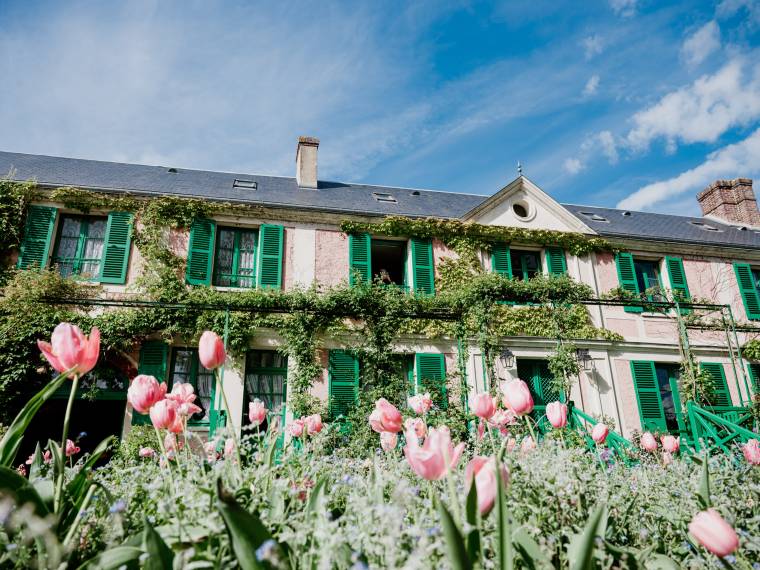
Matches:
[315,230,349,287]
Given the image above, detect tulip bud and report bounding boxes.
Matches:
[661,435,680,454]
[743,439,760,465]
[501,380,534,416]
[591,423,609,444]
[471,392,496,420]
[369,398,403,433]
[198,331,226,369]
[688,509,739,558]
[38,323,100,377]
[546,401,568,429]
[380,431,397,452]
[248,400,267,426]
[640,432,658,452]
[150,399,178,430]
[304,414,323,435]
[128,375,167,414]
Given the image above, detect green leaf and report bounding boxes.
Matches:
[0,370,69,467]
[306,476,328,516]
[496,456,514,570]
[0,466,49,517]
[76,546,143,569]
[568,504,607,570]
[697,458,711,510]
[645,554,682,569]
[216,477,280,570]
[465,481,480,564]
[512,527,549,568]
[436,497,473,570]
[142,519,174,570]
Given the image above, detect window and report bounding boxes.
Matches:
[243,350,287,428]
[52,215,107,279]
[213,227,257,288]
[371,239,406,287]
[510,249,541,281]
[633,259,664,301]
[630,360,683,434]
[169,349,215,425]
[654,364,681,433]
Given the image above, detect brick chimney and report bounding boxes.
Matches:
[296,136,319,188]
[697,178,760,226]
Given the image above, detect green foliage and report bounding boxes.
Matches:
[547,342,581,394]
[742,339,760,361]
[116,425,159,463]
[0,179,37,269]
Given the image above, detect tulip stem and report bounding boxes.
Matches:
[55,371,79,512]
[442,448,463,524]
[523,415,537,445]
[215,368,242,469]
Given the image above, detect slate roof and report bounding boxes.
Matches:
[0,151,486,219]
[2,150,759,249]
[563,204,760,249]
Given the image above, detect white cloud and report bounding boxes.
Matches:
[625,59,760,151]
[609,0,637,17]
[717,0,760,26]
[617,127,760,210]
[582,35,604,60]
[598,131,619,163]
[681,21,721,67]
[563,158,584,175]
[583,75,600,96]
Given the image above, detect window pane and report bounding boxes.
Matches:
[238,231,256,288]
[243,351,287,425]
[194,366,214,423]
[655,365,679,432]
[214,229,235,286]
[81,219,106,278]
[171,350,193,385]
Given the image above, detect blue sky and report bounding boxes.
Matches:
[1,0,760,215]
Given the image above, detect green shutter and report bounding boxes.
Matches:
[186,218,216,285]
[100,212,133,284]
[257,224,284,289]
[747,362,760,392]
[328,350,359,417]
[545,247,567,276]
[415,353,447,408]
[17,205,57,270]
[131,341,169,425]
[630,360,667,432]
[348,233,371,285]
[411,238,435,295]
[734,263,760,320]
[700,362,731,407]
[665,256,691,314]
[491,243,512,277]
[615,252,642,313]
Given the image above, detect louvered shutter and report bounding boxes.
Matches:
[747,362,760,392]
[615,252,642,313]
[17,205,57,270]
[131,341,168,425]
[545,247,567,276]
[257,224,284,289]
[328,350,359,417]
[411,238,435,295]
[630,361,667,432]
[700,362,731,407]
[100,212,133,284]
[733,263,760,320]
[186,218,216,285]
[348,233,371,286]
[665,256,691,314]
[415,353,447,408]
[491,243,512,277]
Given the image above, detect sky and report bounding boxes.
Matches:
[2,0,760,215]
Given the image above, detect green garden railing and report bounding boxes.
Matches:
[686,402,757,455]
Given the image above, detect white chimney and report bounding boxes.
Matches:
[296,136,319,188]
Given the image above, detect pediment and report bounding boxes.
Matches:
[462,176,596,234]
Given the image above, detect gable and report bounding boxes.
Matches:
[462,176,595,234]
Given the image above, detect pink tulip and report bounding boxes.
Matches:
[640,432,658,452]
[369,398,403,433]
[471,392,496,420]
[380,431,398,452]
[305,414,323,435]
[591,423,609,444]
[407,393,433,415]
[688,509,739,558]
[404,417,427,439]
[164,433,179,453]
[501,380,534,416]
[168,412,184,434]
[224,438,235,458]
[743,439,760,465]
[520,436,536,453]
[489,409,516,427]
[661,435,680,454]
[287,418,305,438]
[403,425,464,480]
[506,437,517,452]
[127,375,167,414]
[198,331,226,369]
[150,399,178,430]
[662,451,673,465]
[139,447,155,458]
[167,383,201,417]
[546,401,568,429]
[248,400,267,426]
[37,323,100,377]
[65,439,80,457]
[465,456,509,515]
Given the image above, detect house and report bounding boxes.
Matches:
[2,137,758,444]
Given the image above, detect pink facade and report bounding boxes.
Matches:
[315,230,349,287]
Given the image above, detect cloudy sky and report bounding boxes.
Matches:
[1,0,760,215]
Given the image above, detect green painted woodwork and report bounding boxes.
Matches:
[17,205,57,270]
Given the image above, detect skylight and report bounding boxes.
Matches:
[233,179,257,190]
[689,221,722,232]
[373,192,398,204]
[579,211,609,222]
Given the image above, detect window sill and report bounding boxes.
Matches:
[213,285,256,292]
